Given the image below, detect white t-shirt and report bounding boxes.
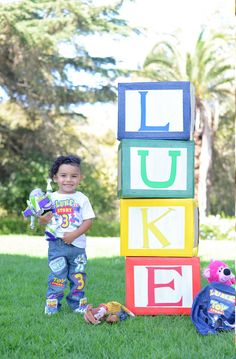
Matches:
[46,191,95,248]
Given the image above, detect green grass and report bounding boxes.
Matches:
[0,255,234,359]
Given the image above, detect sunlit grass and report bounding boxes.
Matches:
[0,255,234,359]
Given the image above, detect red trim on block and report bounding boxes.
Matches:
[125,257,200,315]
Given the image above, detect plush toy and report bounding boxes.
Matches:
[203,260,235,286]
[84,301,135,325]
[23,186,52,227]
[23,179,60,240]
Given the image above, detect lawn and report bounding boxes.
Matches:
[0,254,234,359]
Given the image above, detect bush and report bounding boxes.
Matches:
[87,219,119,237]
[0,216,43,235]
[0,216,120,237]
[1,215,233,240]
[200,215,234,241]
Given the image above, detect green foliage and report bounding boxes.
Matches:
[139,28,234,216]
[87,219,119,237]
[0,215,120,237]
[0,0,131,111]
[0,131,119,225]
[1,158,50,214]
[200,216,235,241]
[1,214,234,240]
[0,254,234,359]
[209,107,235,216]
[142,30,234,95]
[0,216,36,235]
[200,224,232,241]
[0,0,133,221]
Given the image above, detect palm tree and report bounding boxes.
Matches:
[139,29,234,220]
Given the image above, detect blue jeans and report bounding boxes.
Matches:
[46,239,87,311]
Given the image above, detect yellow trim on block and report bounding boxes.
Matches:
[120,198,198,257]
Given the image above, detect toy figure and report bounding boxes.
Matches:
[23,179,61,240]
[203,260,235,286]
[84,301,135,325]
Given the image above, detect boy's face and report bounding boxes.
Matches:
[53,164,81,194]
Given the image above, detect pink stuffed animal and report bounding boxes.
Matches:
[203,260,235,286]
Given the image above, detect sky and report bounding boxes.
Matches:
[78,0,234,133]
[0,0,234,133]
[89,0,234,68]
[0,0,234,69]
[1,0,234,73]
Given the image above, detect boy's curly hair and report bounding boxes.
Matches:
[50,155,81,178]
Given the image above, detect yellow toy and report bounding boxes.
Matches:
[84,301,135,325]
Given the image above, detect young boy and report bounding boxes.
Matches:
[39,155,95,315]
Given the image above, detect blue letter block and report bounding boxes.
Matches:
[118,81,195,140]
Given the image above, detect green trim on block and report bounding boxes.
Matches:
[118,139,194,199]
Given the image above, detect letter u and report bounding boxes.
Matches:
[138,150,181,188]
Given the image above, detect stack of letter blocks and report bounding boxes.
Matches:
[117,82,201,315]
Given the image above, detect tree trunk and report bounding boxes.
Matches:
[196,102,213,222]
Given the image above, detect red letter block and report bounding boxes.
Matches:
[126,256,200,315]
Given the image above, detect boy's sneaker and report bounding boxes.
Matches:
[74,297,88,314]
[45,306,59,315]
[45,298,59,315]
[74,305,88,313]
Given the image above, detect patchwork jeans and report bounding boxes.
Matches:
[46,239,87,311]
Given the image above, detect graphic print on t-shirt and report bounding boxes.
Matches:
[46,191,95,247]
[54,198,83,232]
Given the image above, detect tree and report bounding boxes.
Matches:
[0,0,131,111]
[209,103,235,216]
[139,29,234,220]
[0,0,133,218]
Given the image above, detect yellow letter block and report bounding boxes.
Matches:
[120,198,199,257]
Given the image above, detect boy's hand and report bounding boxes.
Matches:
[38,211,53,225]
[63,231,76,245]
[62,219,93,245]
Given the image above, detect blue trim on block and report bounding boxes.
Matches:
[117,81,194,140]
